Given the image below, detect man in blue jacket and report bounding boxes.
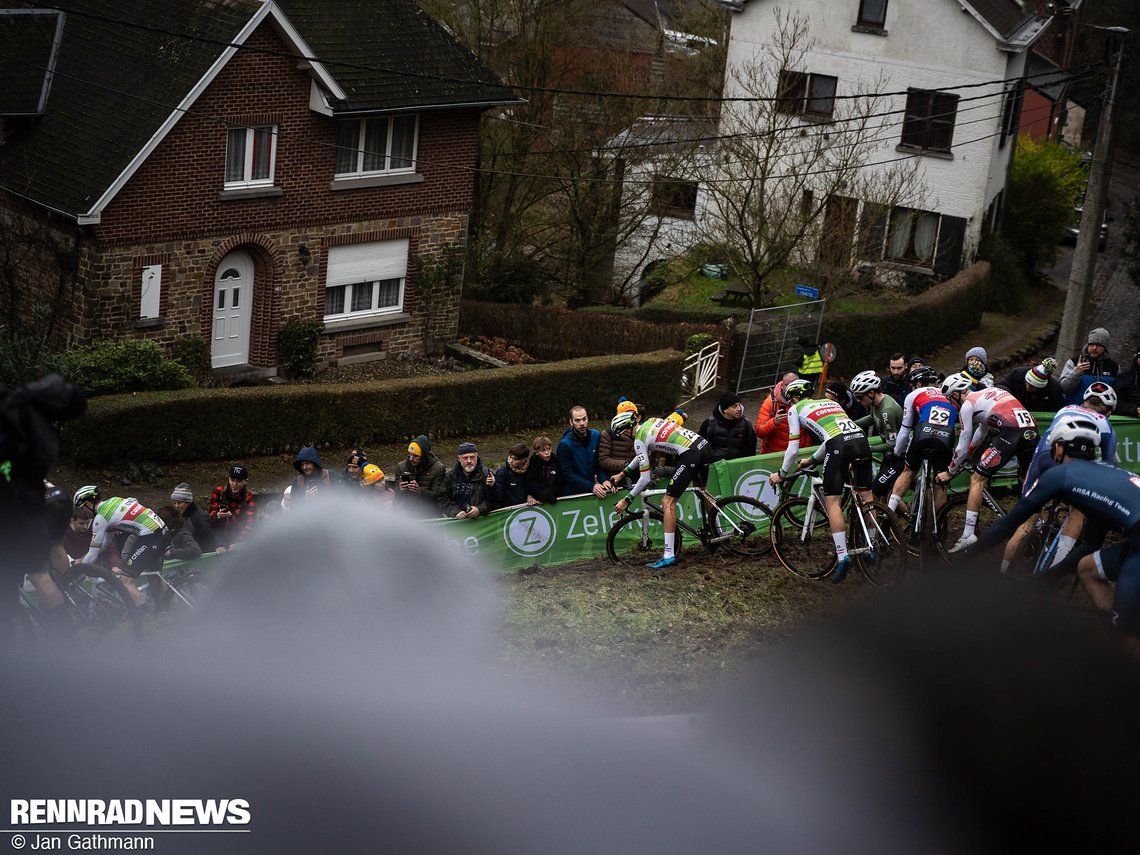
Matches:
[557,406,607,498]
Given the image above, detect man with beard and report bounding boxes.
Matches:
[558,405,606,498]
[439,441,494,520]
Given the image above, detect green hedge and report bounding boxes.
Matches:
[581,303,747,324]
[59,351,684,464]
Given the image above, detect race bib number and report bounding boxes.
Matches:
[1014,409,1034,428]
[928,406,951,427]
[837,417,859,435]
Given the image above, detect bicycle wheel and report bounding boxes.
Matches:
[935,492,1006,553]
[605,510,682,566]
[854,501,907,587]
[769,498,835,579]
[709,496,774,557]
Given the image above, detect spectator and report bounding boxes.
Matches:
[360,464,393,506]
[558,406,606,499]
[208,465,256,550]
[152,506,202,562]
[170,482,216,552]
[996,358,1064,412]
[439,441,493,520]
[1116,348,1140,417]
[665,408,687,426]
[698,392,758,462]
[881,353,909,406]
[389,435,447,515]
[343,448,368,486]
[791,336,824,394]
[488,443,530,510]
[755,372,800,455]
[1059,327,1119,405]
[598,399,638,479]
[289,446,334,507]
[825,380,868,422]
[62,504,123,573]
[961,346,994,391]
[525,436,562,505]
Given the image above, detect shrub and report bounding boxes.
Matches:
[979,233,1030,314]
[61,339,193,396]
[0,313,63,387]
[684,333,714,355]
[278,316,324,378]
[168,335,212,385]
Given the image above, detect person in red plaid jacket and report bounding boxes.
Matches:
[208,464,257,550]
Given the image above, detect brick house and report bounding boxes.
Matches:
[0,0,514,376]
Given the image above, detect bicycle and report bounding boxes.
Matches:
[768,465,907,586]
[895,456,953,567]
[605,484,773,565]
[17,565,139,641]
[934,462,1011,552]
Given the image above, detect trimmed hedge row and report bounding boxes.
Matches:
[581,303,746,324]
[60,351,684,464]
[458,300,727,361]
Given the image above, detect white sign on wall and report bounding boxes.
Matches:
[140,264,162,319]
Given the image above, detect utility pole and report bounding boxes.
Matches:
[1054,27,1129,365]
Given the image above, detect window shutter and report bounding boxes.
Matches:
[933,215,966,277]
[326,239,410,287]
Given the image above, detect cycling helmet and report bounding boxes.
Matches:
[73,485,100,507]
[941,372,973,397]
[1083,381,1117,410]
[1047,416,1100,459]
[361,464,385,486]
[909,366,939,388]
[784,378,812,399]
[848,371,881,395]
[610,411,637,433]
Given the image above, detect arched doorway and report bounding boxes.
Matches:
[212,250,254,368]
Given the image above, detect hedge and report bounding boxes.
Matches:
[59,351,684,464]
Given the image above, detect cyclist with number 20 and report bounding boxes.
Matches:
[604,411,713,570]
[768,378,874,584]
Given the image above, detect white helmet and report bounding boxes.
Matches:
[849,370,881,395]
[1083,381,1117,410]
[1047,416,1100,457]
[941,372,973,397]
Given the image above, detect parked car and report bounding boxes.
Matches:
[1064,206,1109,252]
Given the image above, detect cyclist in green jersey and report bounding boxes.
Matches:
[74,486,167,607]
[768,379,874,583]
[604,411,713,569]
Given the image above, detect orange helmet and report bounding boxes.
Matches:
[361,464,385,486]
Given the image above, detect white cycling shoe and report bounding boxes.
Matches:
[948,533,977,554]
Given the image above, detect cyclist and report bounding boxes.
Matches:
[885,366,958,516]
[938,375,1038,553]
[850,370,902,445]
[603,411,713,569]
[968,418,1140,646]
[768,378,874,584]
[73,486,167,608]
[998,381,1118,572]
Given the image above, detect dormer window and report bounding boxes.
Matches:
[335,116,418,176]
[224,125,276,188]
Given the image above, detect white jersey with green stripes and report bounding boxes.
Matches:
[778,398,866,475]
[623,417,705,498]
[82,497,165,564]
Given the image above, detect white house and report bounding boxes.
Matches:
[613,0,1052,294]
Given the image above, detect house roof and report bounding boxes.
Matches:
[962,0,1050,47]
[0,9,62,115]
[0,0,514,219]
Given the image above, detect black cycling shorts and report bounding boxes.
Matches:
[903,429,954,473]
[975,426,1037,479]
[121,532,166,578]
[666,442,711,499]
[1107,531,1140,637]
[821,434,872,497]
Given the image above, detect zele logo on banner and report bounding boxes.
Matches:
[503,506,557,557]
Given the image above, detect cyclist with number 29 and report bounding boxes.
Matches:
[604,411,713,569]
[939,376,1038,553]
[768,378,874,584]
[887,366,958,516]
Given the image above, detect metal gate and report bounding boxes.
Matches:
[735,300,826,395]
[679,340,720,406]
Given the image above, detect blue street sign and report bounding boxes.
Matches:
[794,284,820,299]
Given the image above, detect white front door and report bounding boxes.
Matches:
[212,250,253,368]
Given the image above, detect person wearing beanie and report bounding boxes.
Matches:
[440,441,493,519]
[289,445,333,507]
[343,448,368,484]
[208,464,256,549]
[389,434,447,516]
[825,380,868,422]
[960,346,993,391]
[169,482,215,552]
[1059,327,1119,405]
[665,408,687,427]
[698,392,758,462]
[599,401,640,479]
[1115,349,1140,418]
[996,357,1063,412]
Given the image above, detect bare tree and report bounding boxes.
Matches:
[691,8,926,306]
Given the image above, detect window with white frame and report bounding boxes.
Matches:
[334,116,418,176]
[324,238,409,321]
[224,126,277,188]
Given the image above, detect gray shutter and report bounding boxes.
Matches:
[933,215,966,277]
